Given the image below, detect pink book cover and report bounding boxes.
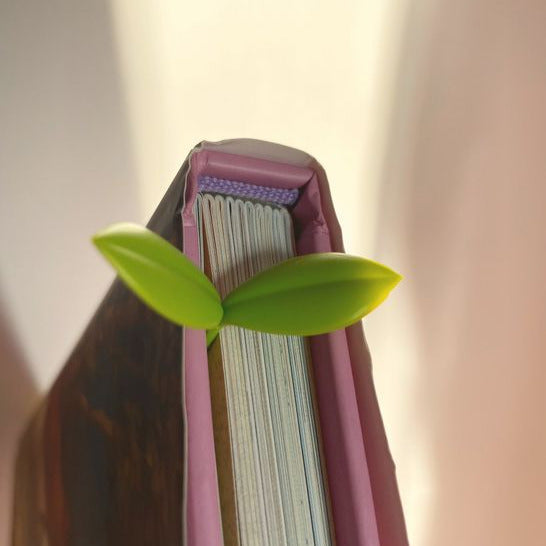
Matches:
[181,139,408,546]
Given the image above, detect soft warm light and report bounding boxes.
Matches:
[3,2,545,545]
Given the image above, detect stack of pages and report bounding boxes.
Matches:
[194,190,334,546]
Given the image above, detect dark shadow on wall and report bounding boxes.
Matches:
[0,2,141,545]
[373,1,546,545]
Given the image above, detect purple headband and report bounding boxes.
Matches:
[198,175,299,206]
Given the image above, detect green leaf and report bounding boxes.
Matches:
[221,253,402,336]
[93,222,222,329]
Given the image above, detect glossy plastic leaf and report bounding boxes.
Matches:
[221,253,402,336]
[93,222,222,329]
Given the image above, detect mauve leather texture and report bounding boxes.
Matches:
[181,139,408,546]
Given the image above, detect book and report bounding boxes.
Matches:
[12,139,408,546]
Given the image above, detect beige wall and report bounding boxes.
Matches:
[1,1,545,545]
[368,0,546,544]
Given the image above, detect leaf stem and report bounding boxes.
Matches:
[206,327,220,348]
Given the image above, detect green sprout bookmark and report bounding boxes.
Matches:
[93,223,402,346]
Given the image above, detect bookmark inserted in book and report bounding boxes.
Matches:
[194,181,334,546]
